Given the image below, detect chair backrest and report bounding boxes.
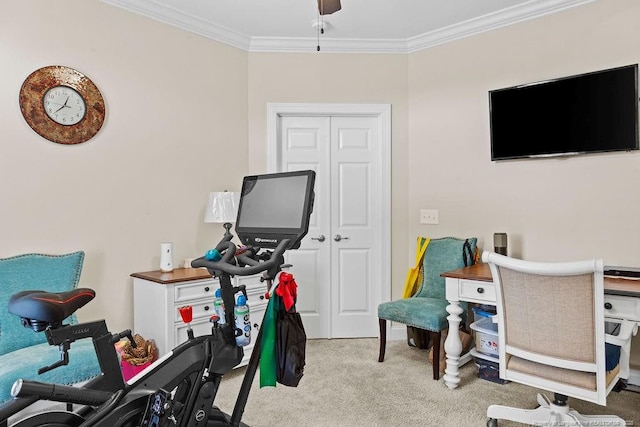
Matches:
[0,251,84,354]
[482,251,610,405]
[414,237,477,300]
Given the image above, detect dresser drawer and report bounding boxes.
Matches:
[459,279,496,303]
[237,274,264,289]
[248,300,268,331]
[175,317,213,345]
[246,286,268,306]
[604,294,640,322]
[174,298,215,323]
[174,279,217,303]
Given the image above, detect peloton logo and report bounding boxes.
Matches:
[255,237,277,243]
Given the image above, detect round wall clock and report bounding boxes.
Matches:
[19,66,105,145]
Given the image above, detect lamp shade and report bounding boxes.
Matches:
[204,191,240,223]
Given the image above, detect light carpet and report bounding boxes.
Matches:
[214,338,640,427]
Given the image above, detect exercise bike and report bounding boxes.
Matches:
[0,169,316,427]
[0,237,288,427]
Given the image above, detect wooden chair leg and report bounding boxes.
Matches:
[428,330,441,380]
[378,318,386,362]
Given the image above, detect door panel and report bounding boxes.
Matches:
[279,117,331,338]
[337,248,370,312]
[331,117,379,337]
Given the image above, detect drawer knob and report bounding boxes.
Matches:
[204,286,210,292]
[477,287,484,294]
[253,323,260,329]
[604,302,612,310]
[204,305,210,311]
[259,295,265,300]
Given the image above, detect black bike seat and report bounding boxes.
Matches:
[8,288,96,325]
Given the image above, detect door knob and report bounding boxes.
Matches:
[311,234,326,242]
[334,234,350,242]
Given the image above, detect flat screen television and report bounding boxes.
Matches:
[235,170,315,250]
[489,64,639,160]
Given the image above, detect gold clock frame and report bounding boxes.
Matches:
[19,66,105,145]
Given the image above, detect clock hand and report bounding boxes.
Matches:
[53,96,70,113]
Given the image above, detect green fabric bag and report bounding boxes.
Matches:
[259,293,281,387]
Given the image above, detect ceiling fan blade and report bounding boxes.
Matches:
[318,0,341,15]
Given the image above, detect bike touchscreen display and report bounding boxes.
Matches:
[235,170,315,249]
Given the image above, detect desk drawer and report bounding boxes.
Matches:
[459,280,496,303]
[604,294,640,322]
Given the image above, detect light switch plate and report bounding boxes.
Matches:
[420,209,439,224]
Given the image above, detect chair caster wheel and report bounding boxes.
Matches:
[487,418,498,427]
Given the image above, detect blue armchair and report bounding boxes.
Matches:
[0,252,101,404]
[378,237,477,380]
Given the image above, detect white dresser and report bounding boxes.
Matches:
[131,268,268,367]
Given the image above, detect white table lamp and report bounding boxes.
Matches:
[204,191,240,238]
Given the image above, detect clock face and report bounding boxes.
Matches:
[43,85,86,126]
[19,66,105,145]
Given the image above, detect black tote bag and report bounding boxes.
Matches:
[276,307,307,387]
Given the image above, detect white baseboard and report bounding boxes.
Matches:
[388,324,409,341]
[387,324,640,388]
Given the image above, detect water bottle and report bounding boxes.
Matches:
[234,295,251,346]
[214,289,226,325]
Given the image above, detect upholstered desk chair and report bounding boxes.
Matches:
[378,237,477,380]
[482,251,637,427]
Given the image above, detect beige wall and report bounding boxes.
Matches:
[1,1,249,332]
[408,0,640,367]
[2,0,639,368]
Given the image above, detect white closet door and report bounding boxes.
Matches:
[278,115,383,338]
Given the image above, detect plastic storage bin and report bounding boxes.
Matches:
[470,315,499,357]
[472,305,496,319]
[470,348,508,384]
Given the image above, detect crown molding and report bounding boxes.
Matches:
[249,37,408,54]
[100,0,251,50]
[101,0,596,54]
[407,0,597,53]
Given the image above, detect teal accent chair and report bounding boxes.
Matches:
[0,252,101,404]
[378,237,477,380]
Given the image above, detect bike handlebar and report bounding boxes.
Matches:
[191,238,290,277]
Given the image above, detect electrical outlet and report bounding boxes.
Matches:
[420,209,439,225]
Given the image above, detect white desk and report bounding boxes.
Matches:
[441,263,640,390]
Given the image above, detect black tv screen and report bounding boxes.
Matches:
[235,170,315,249]
[489,64,639,160]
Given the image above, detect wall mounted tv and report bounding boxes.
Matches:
[489,64,639,161]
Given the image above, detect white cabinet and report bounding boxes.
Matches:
[131,268,267,367]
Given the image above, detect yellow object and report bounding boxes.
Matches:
[401,237,430,298]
